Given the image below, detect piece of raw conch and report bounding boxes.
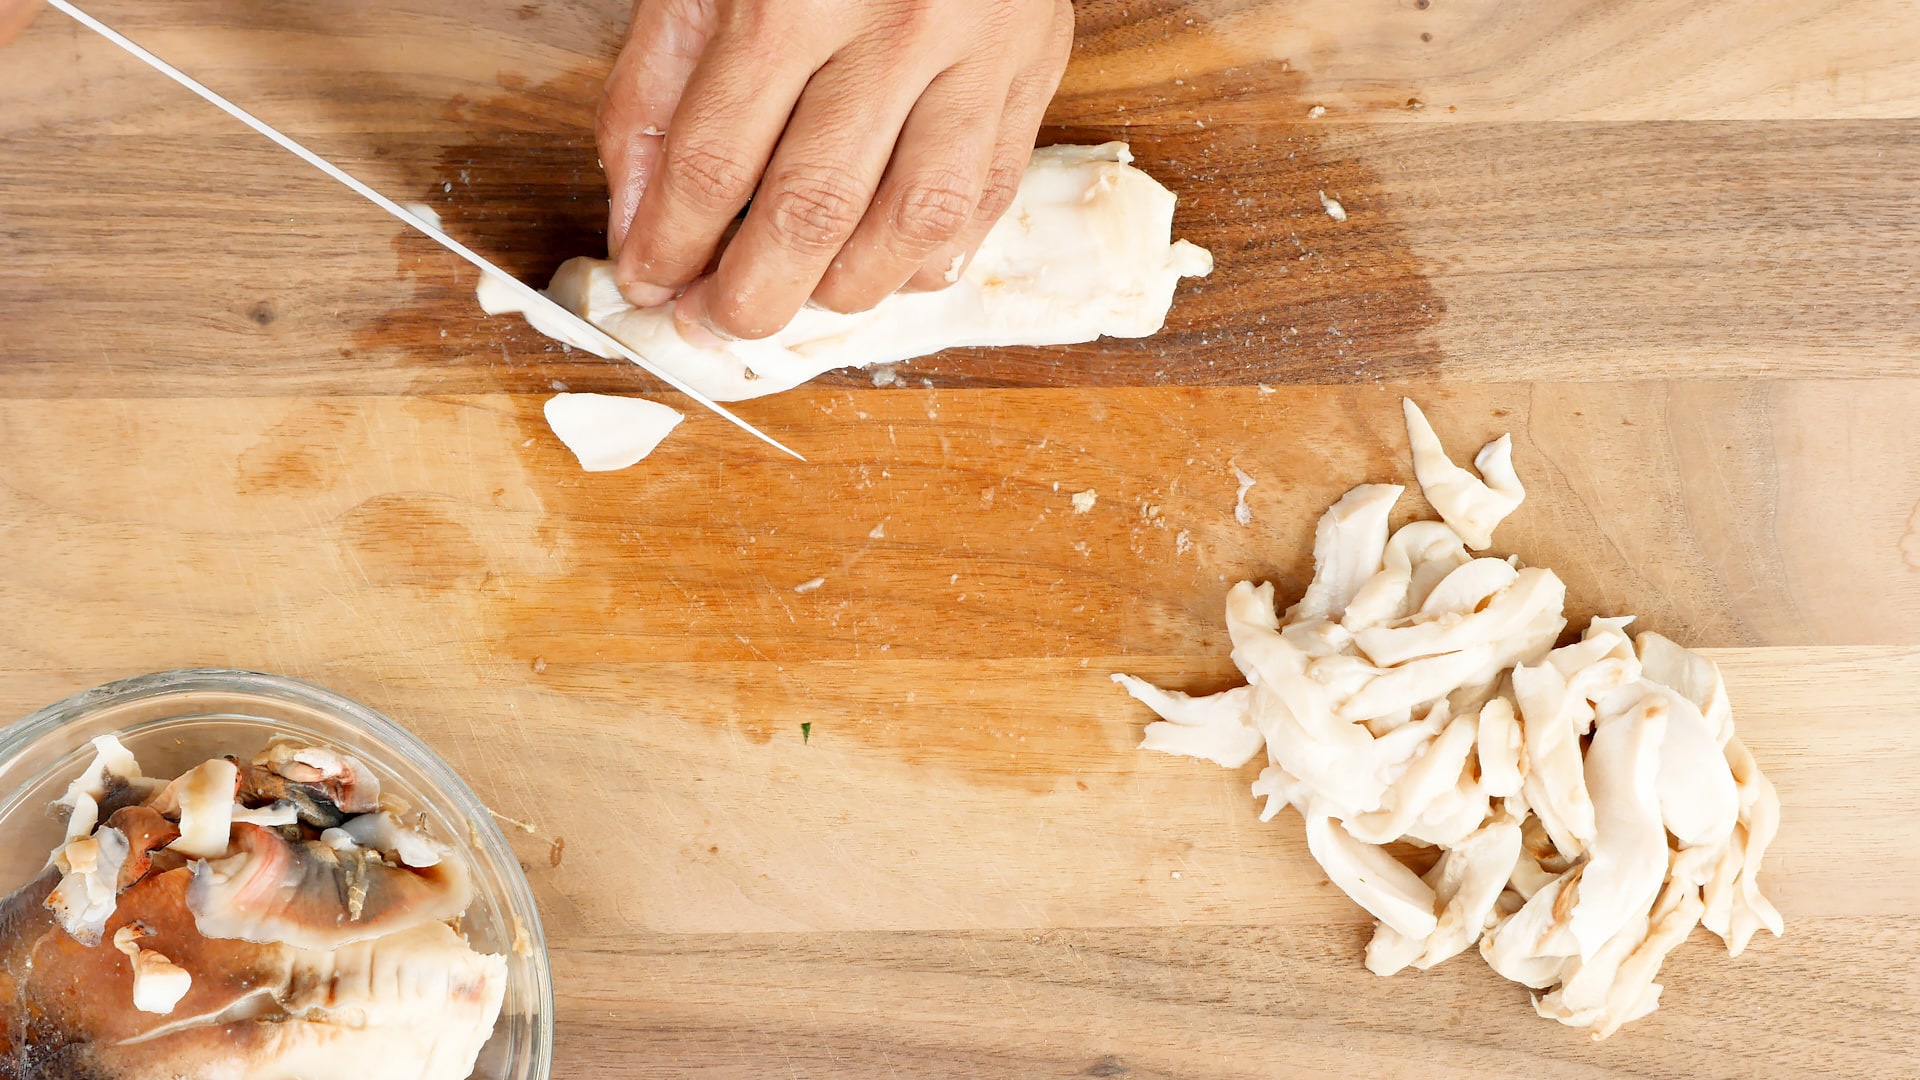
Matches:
[482,143,1211,403]
[542,392,684,472]
[479,142,1211,469]
[9,735,506,1080]
[1112,399,1782,1039]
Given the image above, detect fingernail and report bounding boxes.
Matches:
[619,280,676,308]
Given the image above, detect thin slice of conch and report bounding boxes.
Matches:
[1304,812,1438,940]
[1342,713,1479,844]
[1367,810,1523,975]
[1342,521,1474,634]
[541,393,685,472]
[1701,735,1785,956]
[480,143,1212,404]
[1352,566,1562,668]
[1636,631,1736,747]
[1476,696,1525,798]
[1511,660,1597,861]
[1287,484,1403,624]
[1114,676,1264,768]
[1569,694,1669,958]
[1401,398,1524,550]
[1481,864,1583,988]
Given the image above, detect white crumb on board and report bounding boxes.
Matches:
[869,522,886,539]
[1319,190,1348,222]
[1072,490,1098,514]
[793,577,826,594]
[1307,105,1327,119]
[871,365,899,388]
[1231,463,1256,525]
[1175,529,1193,555]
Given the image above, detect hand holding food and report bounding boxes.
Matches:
[597,0,1075,343]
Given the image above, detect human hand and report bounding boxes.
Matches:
[0,0,43,46]
[597,0,1074,345]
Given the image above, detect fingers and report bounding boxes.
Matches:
[907,2,1073,292]
[672,42,938,340]
[0,0,41,47]
[806,61,1003,314]
[597,0,716,256]
[613,5,838,308]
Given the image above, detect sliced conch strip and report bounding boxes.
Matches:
[1114,398,1782,1038]
[1401,399,1525,550]
[1512,661,1597,862]
[1569,695,1670,958]
[1287,484,1402,624]
[1114,677,1264,769]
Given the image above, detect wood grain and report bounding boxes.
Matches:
[2,0,1918,1076]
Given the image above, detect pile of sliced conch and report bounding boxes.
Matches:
[0,735,505,1079]
[1114,400,1782,1040]
[479,142,1213,470]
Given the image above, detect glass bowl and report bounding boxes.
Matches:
[0,668,553,1080]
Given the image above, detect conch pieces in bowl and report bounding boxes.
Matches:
[0,734,506,1079]
[187,821,470,951]
[1114,400,1783,1039]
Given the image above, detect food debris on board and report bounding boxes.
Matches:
[0,734,507,1077]
[1113,400,1782,1040]
[1231,462,1257,525]
[479,143,1213,469]
[1318,190,1348,222]
[1072,490,1099,514]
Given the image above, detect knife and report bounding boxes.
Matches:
[47,0,805,462]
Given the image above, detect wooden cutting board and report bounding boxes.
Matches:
[2,1,1918,1075]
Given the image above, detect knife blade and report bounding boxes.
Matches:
[47,0,805,462]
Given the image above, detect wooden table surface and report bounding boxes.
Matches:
[4,1,1919,1076]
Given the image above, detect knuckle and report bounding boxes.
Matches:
[973,164,1023,221]
[718,1,791,55]
[891,171,974,247]
[763,170,867,252]
[870,0,937,36]
[664,141,757,211]
[900,0,944,35]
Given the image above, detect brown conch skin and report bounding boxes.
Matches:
[186,823,471,951]
[1,866,505,1080]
